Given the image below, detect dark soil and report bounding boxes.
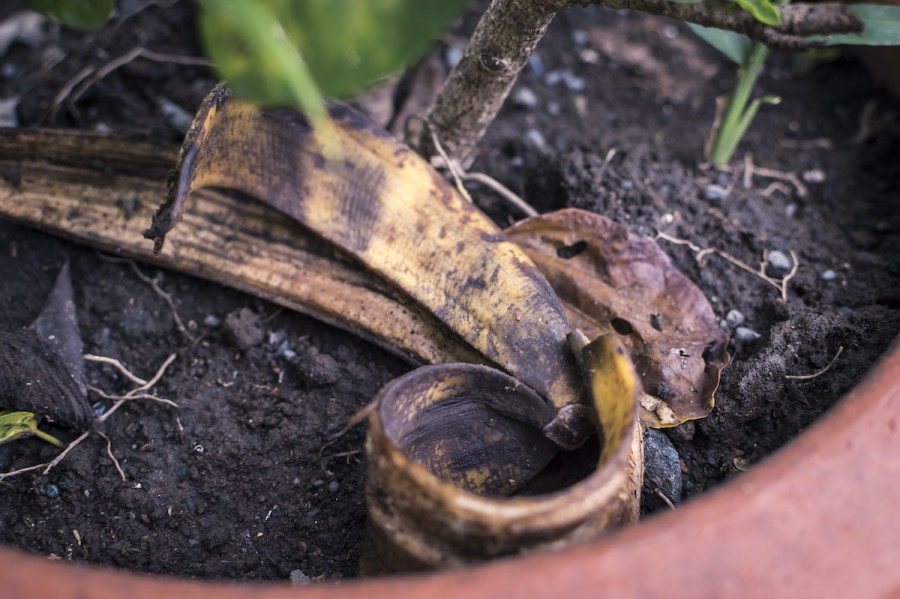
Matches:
[2,0,899,582]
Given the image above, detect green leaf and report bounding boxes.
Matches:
[199,0,469,103]
[23,0,114,29]
[0,411,62,447]
[689,24,753,64]
[733,0,782,26]
[809,4,900,46]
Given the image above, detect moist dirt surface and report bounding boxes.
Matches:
[1,0,899,582]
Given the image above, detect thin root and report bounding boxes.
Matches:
[656,232,798,301]
[785,346,844,381]
[84,354,149,386]
[96,254,194,341]
[1,353,177,481]
[654,488,676,510]
[419,116,538,217]
[47,46,210,122]
[97,431,126,481]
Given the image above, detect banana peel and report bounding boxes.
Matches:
[0,90,728,572]
[362,333,641,573]
[0,126,724,429]
[145,85,592,451]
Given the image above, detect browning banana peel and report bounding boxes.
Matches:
[146,86,591,449]
[362,334,642,573]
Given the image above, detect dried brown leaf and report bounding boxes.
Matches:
[505,209,730,427]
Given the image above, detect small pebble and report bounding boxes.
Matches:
[37,484,60,498]
[510,87,538,109]
[328,480,340,493]
[444,46,463,68]
[705,184,727,201]
[802,168,826,183]
[528,53,544,76]
[562,72,586,91]
[621,180,633,191]
[785,203,797,218]
[546,101,561,116]
[524,129,546,152]
[268,330,287,345]
[662,25,679,39]
[203,315,221,327]
[725,309,745,328]
[0,96,18,127]
[767,250,792,270]
[579,48,600,64]
[274,340,295,360]
[735,326,761,342]
[544,69,585,91]
[159,100,193,132]
[642,429,682,510]
[224,308,265,350]
[290,570,312,586]
[821,269,837,281]
[571,29,588,45]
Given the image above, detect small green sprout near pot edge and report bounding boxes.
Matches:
[689,2,900,167]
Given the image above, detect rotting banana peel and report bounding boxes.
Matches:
[145,85,592,450]
[362,333,642,573]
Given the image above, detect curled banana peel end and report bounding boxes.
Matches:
[362,334,642,574]
[145,83,230,255]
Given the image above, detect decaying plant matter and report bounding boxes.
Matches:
[1,87,728,571]
[362,335,642,572]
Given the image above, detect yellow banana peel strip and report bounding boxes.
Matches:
[145,86,592,449]
[0,124,725,428]
[0,129,482,368]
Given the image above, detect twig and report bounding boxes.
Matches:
[84,355,149,386]
[96,431,126,481]
[762,182,792,197]
[656,232,799,301]
[786,346,844,380]
[0,461,50,481]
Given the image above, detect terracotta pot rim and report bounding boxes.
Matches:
[6,334,900,599]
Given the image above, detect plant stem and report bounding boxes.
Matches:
[709,41,770,166]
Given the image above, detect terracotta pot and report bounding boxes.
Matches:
[5,335,899,598]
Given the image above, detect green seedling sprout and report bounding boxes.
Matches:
[0,411,63,447]
[692,1,900,167]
